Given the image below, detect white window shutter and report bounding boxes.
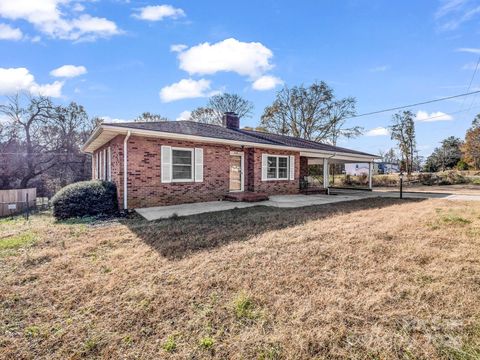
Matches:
[194,148,203,182]
[161,145,172,183]
[261,154,268,181]
[107,147,112,181]
[289,155,295,180]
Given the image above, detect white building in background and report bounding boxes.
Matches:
[345,161,399,176]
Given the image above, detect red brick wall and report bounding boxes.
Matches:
[247,148,300,195]
[93,135,301,208]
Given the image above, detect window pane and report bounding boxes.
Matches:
[278,157,288,178]
[267,156,277,179]
[172,165,192,180]
[172,150,192,165]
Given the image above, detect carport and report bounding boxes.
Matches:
[299,151,379,193]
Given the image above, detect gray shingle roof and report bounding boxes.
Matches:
[104,121,375,157]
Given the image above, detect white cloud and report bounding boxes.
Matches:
[160,78,213,102]
[369,65,389,72]
[462,62,479,70]
[0,0,121,41]
[176,110,191,121]
[0,67,63,97]
[100,116,132,123]
[252,75,283,91]
[457,47,480,54]
[177,38,274,79]
[366,127,389,136]
[170,43,187,52]
[50,64,87,78]
[416,110,453,122]
[0,23,22,40]
[133,5,185,21]
[435,1,480,30]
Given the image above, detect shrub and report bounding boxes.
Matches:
[52,180,118,220]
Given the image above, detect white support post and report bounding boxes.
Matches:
[323,158,329,189]
[368,162,373,190]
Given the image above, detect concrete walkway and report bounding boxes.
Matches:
[136,191,480,221]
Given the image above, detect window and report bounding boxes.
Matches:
[172,148,193,181]
[267,155,289,180]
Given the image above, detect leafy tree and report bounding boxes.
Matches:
[472,114,480,130]
[134,112,169,122]
[390,110,416,174]
[383,148,399,164]
[424,137,462,172]
[462,126,480,170]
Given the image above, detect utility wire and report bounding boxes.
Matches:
[465,55,480,112]
[346,89,480,119]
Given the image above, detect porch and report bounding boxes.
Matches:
[299,152,376,194]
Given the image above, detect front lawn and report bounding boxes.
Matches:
[1,198,479,359]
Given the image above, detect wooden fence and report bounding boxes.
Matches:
[0,188,36,217]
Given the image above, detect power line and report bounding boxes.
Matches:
[465,55,480,112]
[347,89,480,119]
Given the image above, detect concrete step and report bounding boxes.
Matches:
[224,192,269,202]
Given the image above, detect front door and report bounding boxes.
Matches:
[229,154,243,192]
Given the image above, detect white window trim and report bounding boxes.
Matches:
[265,154,290,181]
[171,147,195,182]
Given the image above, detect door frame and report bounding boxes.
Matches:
[229,151,244,192]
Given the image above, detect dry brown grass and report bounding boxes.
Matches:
[1,198,480,359]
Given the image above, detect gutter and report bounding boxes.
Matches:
[84,124,380,161]
[123,131,131,210]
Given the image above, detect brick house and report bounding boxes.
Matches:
[82,113,378,209]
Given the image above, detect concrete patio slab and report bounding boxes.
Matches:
[135,200,257,221]
[135,190,480,221]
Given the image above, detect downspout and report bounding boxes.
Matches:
[123,131,131,210]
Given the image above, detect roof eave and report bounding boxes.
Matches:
[82,124,379,160]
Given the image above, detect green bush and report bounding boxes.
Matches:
[52,180,118,220]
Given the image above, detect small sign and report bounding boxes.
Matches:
[8,204,17,210]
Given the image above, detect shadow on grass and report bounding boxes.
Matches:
[124,197,425,260]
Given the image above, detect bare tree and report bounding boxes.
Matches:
[207,93,254,119]
[134,112,169,122]
[390,110,416,174]
[261,81,361,144]
[326,97,363,146]
[0,94,94,191]
[190,107,223,125]
[0,94,59,188]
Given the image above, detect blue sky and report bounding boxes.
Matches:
[1,0,480,157]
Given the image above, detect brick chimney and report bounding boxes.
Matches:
[222,112,239,129]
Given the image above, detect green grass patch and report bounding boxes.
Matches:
[0,231,36,253]
[233,292,259,320]
[441,214,472,225]
[162,335,177,353]
[199,336,214,350]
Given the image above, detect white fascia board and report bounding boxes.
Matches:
[83,124,378,160]
[299,151,380,162]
